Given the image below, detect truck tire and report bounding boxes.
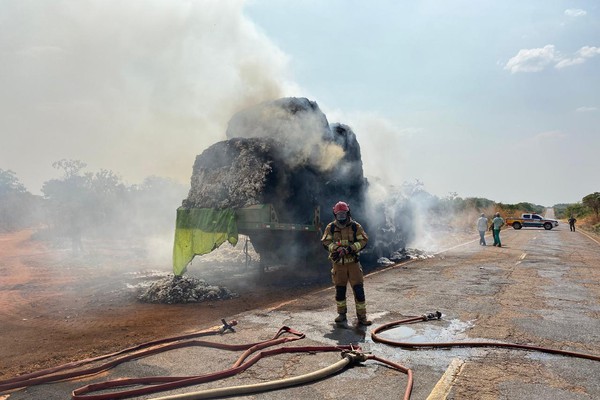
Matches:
[544,222,552,230]
[512,222,522,230]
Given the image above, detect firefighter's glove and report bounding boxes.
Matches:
[345,246,355,254]
[337,247,349,258]
[331,251,341,262]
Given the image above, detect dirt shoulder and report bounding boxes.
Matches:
[0,230,321,379]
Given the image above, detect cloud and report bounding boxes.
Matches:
[555,46,600,69]
[504,45,559,73]
[564,9,587,17]
[505,45,600,73]
[576,106,598,112]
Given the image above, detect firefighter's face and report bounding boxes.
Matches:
[335,211,348,223]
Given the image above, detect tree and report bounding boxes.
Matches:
[0,169,27,196]
[52,159,87,179]
[0,169,43,232]
[582,192,600,219]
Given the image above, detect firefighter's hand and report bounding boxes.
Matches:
[337,247,349,257]
[344,246,355,254]
[331,251,341,262]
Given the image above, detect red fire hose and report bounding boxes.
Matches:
[4,314,597,400]
[0,319,239,392]
[372,312,600,362]
[0,321,306,394]
[0,320,413,400]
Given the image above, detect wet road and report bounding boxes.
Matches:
[6,223,600,400]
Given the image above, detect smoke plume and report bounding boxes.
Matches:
[0,0,294,193]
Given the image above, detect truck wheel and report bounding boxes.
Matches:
[513,222,522,230]
[544,222,552,230]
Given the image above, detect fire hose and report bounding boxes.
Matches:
[3,314,598,400]
[151,350,414,400]
[0,320,308,396]
[0,319,239,393]
[372,311,600,362]
[0,320,414,400]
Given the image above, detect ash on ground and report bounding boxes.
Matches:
[138,275,238,304]
[377,248,435,265]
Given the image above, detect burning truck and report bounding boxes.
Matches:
[172,97,414,278]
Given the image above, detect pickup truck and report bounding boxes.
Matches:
[505,213,559,230]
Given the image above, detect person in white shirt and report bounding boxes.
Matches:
[477,213,488,246]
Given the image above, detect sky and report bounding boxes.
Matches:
[1,0,598,207]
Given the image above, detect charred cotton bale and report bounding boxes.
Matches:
[178,97,372,273]
[185,97,367,222]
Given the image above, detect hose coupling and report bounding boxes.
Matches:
[422,311,442,321]
[341,349,369,364]
[219,319,238,334]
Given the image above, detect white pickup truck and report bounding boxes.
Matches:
[505,213,559,230]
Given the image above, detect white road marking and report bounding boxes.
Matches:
[579,230,600,245]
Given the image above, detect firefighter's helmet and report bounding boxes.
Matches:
[333,201,350,214]
[333,201,351,224]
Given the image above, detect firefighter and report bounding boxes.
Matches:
[321,201,371,326]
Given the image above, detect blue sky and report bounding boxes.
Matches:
[243,1,600,206]
[1,1,598,206]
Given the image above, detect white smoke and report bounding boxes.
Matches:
[0,0,298,193]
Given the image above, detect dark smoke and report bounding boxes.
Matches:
[184,98,366,224]
[183,97,412,271]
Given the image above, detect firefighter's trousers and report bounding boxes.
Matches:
[331,261,367,317]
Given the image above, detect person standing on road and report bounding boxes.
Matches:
[490,212,505,247]
[568,215,577,232]
[321,201,371,326]
[477,213,488,246]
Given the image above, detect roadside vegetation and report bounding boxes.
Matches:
[0,162,187,250]
[2,164,598,246]
[554,192,600,234]
[423,190,545,233]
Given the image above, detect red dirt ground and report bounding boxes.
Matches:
[0,229,315,380]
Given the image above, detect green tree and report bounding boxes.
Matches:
[0,169,27,195]
[582,192,600,219]
[0,169,43,232]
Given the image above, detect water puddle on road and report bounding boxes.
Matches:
[372,318,474,345]
[366,318,480,370]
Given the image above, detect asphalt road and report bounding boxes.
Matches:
[6,223,600,400]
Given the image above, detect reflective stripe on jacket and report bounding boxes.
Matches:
[321,219,368,264]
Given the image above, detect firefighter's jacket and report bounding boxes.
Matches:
[321,219,368,264]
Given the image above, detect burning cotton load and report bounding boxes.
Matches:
[174,96,418,278]
[173,97,370,276]
[183,97,367,221]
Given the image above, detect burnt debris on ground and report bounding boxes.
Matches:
[138,275,238,304]
[377,248,435,266]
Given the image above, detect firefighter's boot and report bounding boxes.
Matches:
[334,313,347,324]
[355,299,371,325]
